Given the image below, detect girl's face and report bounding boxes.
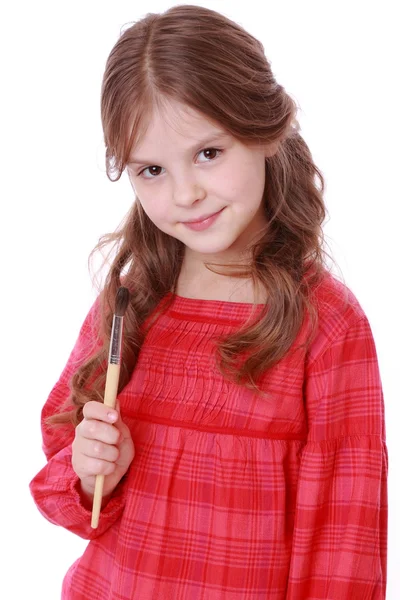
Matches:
[127,99,271,266]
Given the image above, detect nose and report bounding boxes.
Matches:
[172,172,206,207]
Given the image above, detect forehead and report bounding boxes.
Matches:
[135,99,228,149]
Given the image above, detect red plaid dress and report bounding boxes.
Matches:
[30,271,388,599]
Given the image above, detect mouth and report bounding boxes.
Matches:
[182,208,224,224]
[181,208,225,231]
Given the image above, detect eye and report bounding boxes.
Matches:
[138,165,165,179]
[137,147,223,179]
[198,147,223,162]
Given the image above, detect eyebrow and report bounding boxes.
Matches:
[129,132,229,165]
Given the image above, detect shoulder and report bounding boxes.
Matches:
[312,269,366,321]
[305,269,370,363]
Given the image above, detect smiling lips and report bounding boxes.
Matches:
[182,208,224,231]
[183,209,222,224]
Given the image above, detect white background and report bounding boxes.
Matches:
[1,0,398,597]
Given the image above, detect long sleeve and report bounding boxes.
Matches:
[286,314,388,599]
[29,299,129,540]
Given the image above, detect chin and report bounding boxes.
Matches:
[185,238,237,256]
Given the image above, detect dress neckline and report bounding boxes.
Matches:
[171,291,266,307]
[159,291,267,325]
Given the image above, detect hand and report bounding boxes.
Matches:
[72,400,135,505]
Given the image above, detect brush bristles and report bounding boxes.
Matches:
[115,286,130,317]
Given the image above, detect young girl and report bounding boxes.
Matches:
[30,5,388,599]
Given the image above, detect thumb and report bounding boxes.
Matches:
[113,398,122,426]
[113,400,130,440]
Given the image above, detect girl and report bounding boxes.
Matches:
[30,5,388,599]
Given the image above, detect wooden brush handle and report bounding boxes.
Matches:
[91,363,120,529]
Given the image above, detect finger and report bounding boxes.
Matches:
[82,400,118,424]
[75,456,117,477]
[78,418,120,445]
[79,437,120,463]
[113,418,131,443]
[113,402,132,442]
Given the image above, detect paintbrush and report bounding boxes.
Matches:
[91,286,130,529]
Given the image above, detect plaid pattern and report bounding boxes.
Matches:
[30,272,388,599]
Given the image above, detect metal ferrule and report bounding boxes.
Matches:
[109,315,123,365]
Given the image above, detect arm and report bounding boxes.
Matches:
[286,314,388,599]
[29,299,130,540]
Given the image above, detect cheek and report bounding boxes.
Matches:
[213,167,243,199]
[138,196,170,226]
[242,169,266,210]
[218,158,265,200]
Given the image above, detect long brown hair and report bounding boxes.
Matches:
[49,5,338,427]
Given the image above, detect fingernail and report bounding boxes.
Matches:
[108,411,117,422]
